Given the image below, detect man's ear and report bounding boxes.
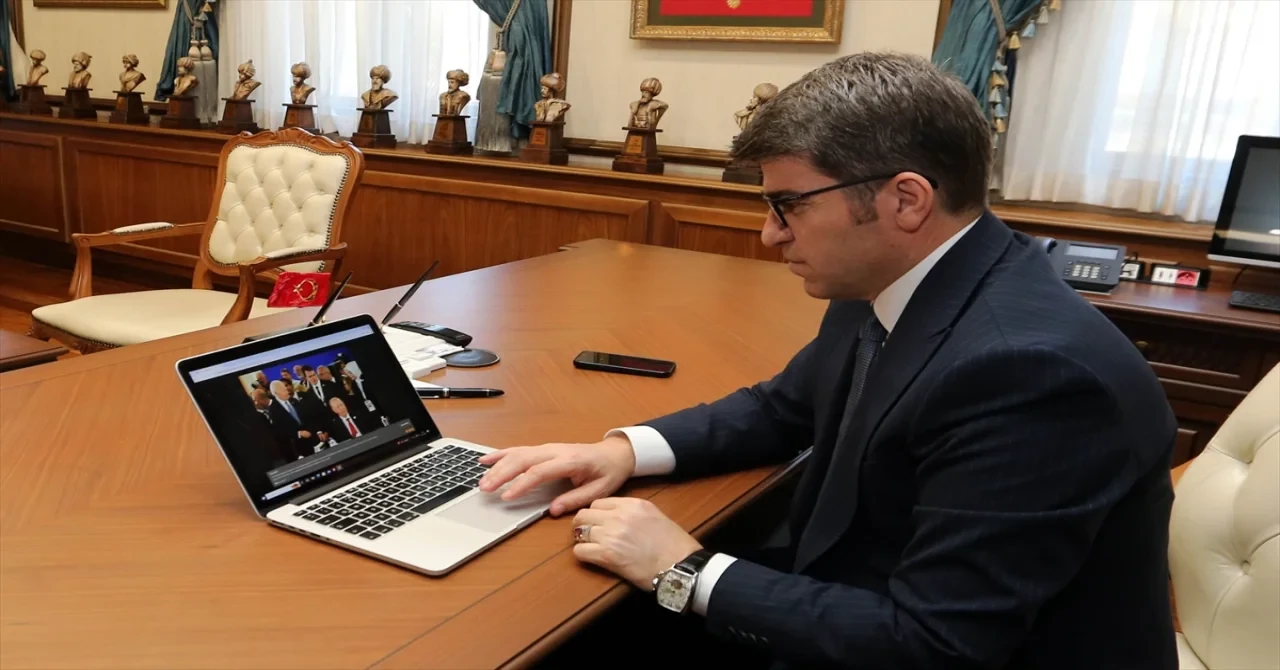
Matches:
[891,174,934,233]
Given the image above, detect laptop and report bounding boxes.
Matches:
[176,314,558,575]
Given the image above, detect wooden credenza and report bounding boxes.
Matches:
[2,112,1277,465]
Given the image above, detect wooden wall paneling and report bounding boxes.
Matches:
[662,202,781,262]
[0,130,66,241]
[345,171,650,289]
[64,138,219,264]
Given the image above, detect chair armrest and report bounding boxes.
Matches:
[73,222,205,248]
[69,222,206,299]
[221,244,349,325]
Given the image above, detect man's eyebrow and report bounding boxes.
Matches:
[762,189,800,199]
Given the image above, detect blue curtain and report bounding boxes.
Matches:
[472,0,551,138]
[932,0,1041,105]
[0,0,14,101]
[155,0,219,101]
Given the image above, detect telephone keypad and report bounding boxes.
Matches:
[1065,261,1107,282]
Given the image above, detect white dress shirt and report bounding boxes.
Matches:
[606,217,978,616]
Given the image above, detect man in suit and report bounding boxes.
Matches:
[324,396,382,444]
[268,380,320,459]
[296,365,342,430]
[246,388,298,468]
[480,53,1177,669]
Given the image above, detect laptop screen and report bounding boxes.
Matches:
[178,316,441,514]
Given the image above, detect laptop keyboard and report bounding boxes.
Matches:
[292,445,489,541]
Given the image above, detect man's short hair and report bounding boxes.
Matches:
[301,365,315,374]
[732,52,991,215]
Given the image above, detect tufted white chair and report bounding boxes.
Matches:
[1169,362,1279,670]
[31,128,365,353]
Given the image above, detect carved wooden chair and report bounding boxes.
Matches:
[31,128,365,353]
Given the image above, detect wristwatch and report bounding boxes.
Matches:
[652,549,713,614]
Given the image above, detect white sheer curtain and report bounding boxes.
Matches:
[219,0,491,144]
[1001,0,1280,222]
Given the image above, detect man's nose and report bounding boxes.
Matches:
[760,212,790,248]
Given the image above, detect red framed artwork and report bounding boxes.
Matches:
[630,0,844,44]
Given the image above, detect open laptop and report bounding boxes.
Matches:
[176,314,558,575]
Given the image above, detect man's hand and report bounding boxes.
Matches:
[477,435,636,516]
[571,498,702,590]
[298,430,312,439]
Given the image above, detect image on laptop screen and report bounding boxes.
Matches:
[183,322,440,509]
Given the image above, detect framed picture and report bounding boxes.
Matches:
[33,0,165,8]
[630,0,844,44]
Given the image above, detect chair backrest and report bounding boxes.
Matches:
[197,128,364,277]
[1170,363,1280,669]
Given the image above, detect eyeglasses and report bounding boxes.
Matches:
[763,172,938,229]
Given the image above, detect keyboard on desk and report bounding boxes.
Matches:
[1229,290,1280,314]
[293,445,489,540]
[380,327,464,379]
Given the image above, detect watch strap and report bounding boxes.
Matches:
[675,548,713,575]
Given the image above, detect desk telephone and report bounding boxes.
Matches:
[1039,237,1126,293]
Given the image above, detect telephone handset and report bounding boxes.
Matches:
[1038,237,1126,293]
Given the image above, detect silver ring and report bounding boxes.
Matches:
[572,524,592,544]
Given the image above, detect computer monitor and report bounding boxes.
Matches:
[1208,135,1280,269]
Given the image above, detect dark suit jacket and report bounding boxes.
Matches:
[645,212,1177,669]
[326,412,380,443]
[267,399,313,460]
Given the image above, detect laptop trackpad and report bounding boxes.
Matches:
[437,486,557,533]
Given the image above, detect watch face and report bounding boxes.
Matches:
[656,569,695,613]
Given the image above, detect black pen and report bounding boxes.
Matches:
[415,387,504,398]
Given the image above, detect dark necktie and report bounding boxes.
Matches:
[795,312,888,564]
[834,313,887,443]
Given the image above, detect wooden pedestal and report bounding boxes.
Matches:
[282,103,319,134]
[611,126,664,175]
[109,90,149,125]
[425,114,473,155]
[216,98,261,134]
[351,108,396,149]
[13,85,52,115]
[519,121,568,165]
[58,87,96,120]
[722,158,763,185]
[160,94,202,130]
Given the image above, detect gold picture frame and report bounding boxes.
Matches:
[33,0,165,8]
[630,0,843,44]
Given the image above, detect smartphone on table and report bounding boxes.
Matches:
[573,351,676,378]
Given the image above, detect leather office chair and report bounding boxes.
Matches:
[1169,363,1279,670]
[31,128,365,353]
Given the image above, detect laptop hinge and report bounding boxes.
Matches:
[277,438,441,509]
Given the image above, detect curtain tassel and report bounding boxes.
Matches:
[990,71,1008,88]
[1007,33,1022,49]
[994,117,1008,133]
[993,102,1008,118]
[988,86,1003,103]
[1048,0,1061,11]
[1021,22,1037,38]
[1037,6,1050,24]
[991,59,1008,73]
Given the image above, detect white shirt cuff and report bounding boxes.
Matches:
[604,425,676,477]
[692,553,737,616]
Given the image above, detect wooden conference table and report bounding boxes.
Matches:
[0,239,825,670]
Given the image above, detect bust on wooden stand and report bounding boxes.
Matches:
[351,65,398,149]
[426,69,473,155]
[520,72,570,165]
[161,57,202,130]
[58,52,97,120]
[720,83,777,186]
[611,77,668,175]
[109,54,148,125]
[217,60,261,134]
[280,62,320,134]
